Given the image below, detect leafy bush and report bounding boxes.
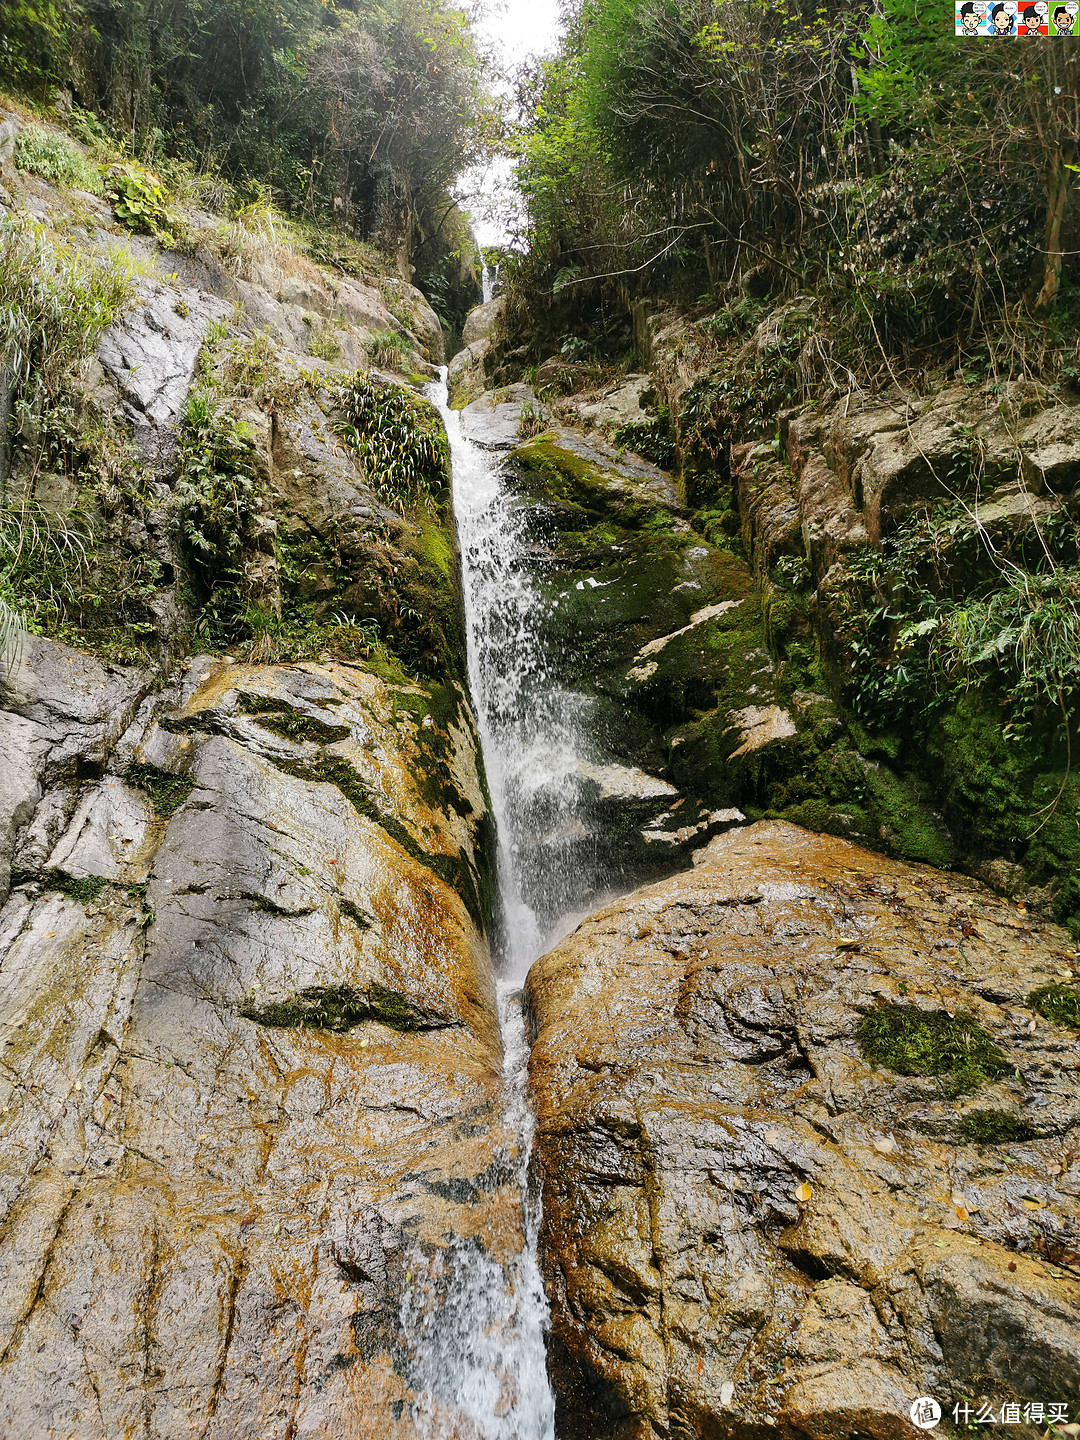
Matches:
[842,504,1080,740]
[14,124,102,192]
[0,498,92,635]
[104,165,175,244]
[335,374,449,511]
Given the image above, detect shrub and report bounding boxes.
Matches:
[173,393,261,633]
[0,218,136,406]
[14,124,102,192]
[103,165,175,244]
[362,329,414,370]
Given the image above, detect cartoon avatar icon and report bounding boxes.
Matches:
[1020,3,1042,27]
[959,1,982,29]
[1053,3,1072,26]
[991,2,1014,29]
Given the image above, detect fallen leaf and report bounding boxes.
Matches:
[951,1191,968,1208]
[954,1205,969,1223]
[795,1181,812,1203]
[872,1136,896,1154]
[1008,1260,1017,1271]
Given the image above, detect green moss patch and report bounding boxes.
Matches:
[1028,983,1080,1029]
[958,1109,1034,1145]
[241,982,449,1033]
[856,1004,1012,1098]
[124,763,195,817]
[11,869,107,904]
[238,694,351,744]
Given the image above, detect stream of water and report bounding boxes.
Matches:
[400,368,613,1438]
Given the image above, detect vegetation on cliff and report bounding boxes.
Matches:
[1,0,494,318]
[479,0,1080,933]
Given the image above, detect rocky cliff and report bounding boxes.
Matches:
[3,102,1080,1440]
[527,822,1080,1440]
[0,109,527,1439]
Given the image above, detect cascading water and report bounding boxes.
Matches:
[400,365,619,1438]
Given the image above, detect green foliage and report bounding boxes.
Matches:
[362,329,414,370]
[124,762,195,816]
[842,504,1080,740]
[14,124,102,192]
[104,164,175,243]
[1028,982,1080,1029]
[173,392,261,635]
[507,0,1071,381]
[0,497,91,637]
[0,0,89,90]
[0,218,136,407]
[11,0,495,251]
[857,1003,1013,1099]
[612,411,676,470]
[335,374,449,511]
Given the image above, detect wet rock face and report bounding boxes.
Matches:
[492,424,798,883]
[526,821,1080,1440]
[0,637,522,1440]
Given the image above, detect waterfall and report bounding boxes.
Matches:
[481,263,493,305]
[401,367,597,1438]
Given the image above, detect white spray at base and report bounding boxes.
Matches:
[398,366,604,1439]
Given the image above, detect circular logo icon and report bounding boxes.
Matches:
[910,1398,942,1430]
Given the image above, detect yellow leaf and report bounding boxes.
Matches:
[795,1181,812,1203]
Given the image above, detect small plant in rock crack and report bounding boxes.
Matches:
[335,373,449,513]
[173,393,260,634]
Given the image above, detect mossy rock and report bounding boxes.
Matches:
[1028,982,1080,1029]
[238,694,350,744]
[124,763,195,817]
[856,1004,1013,1099]
[271,750,492,931]
[10,869,108,904]
[241,982,449,1033]
[958,1109,1034,1145]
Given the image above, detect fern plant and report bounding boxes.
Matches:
[335,374,449,511]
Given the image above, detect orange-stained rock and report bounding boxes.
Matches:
[0,638,520,1440]
[526,821,1080,1440]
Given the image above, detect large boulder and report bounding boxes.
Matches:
[0,638,524,1440]
[527,821,1080,1440]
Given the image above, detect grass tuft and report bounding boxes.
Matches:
[1028,982,1080,1030]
